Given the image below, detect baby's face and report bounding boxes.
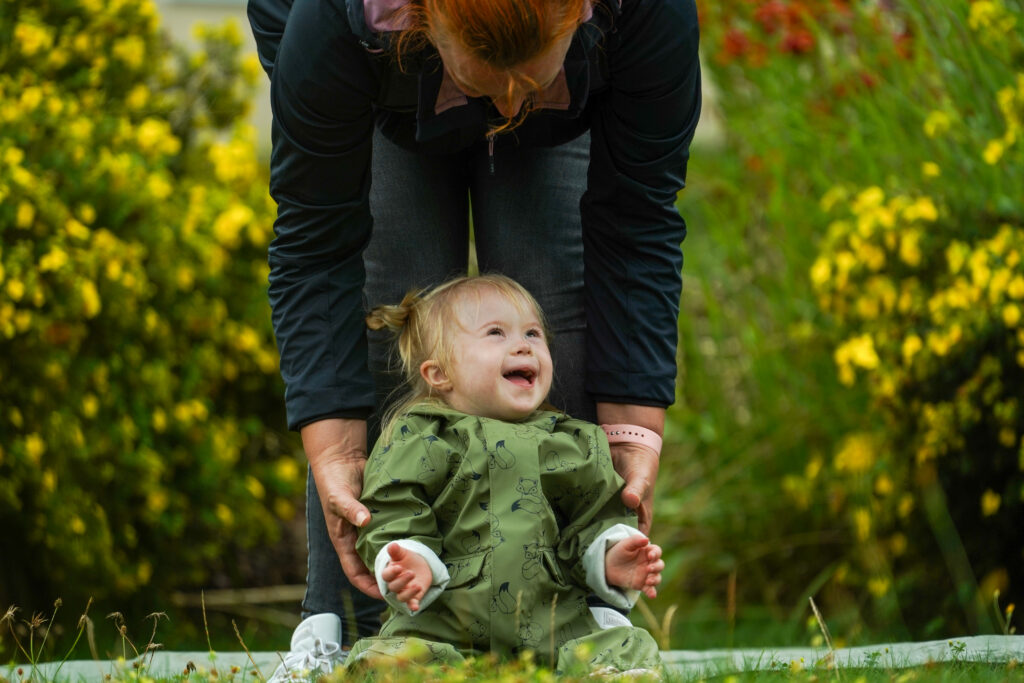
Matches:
[442,288,552,421]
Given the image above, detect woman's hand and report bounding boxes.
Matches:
[597,403,664,536]
[608,442,659,535]
[301,418,383,600]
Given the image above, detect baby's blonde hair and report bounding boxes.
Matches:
[366,274,550,443]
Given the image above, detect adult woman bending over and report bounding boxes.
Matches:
[246,0,700,674]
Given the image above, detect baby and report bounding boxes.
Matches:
[349,274,663,674]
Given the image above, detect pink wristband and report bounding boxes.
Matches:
[601,424,663,455]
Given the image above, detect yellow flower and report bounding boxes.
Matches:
[242,54,264,84]
[20,87,43,112]
[983,139,1005,165]
[275,457,300,484]
[981,489,1001,516]
[25,433,45,464]
[80,280,101,318]
[4,147,25,166]
[137,560,153,585]
[7,279,25,302]
[65,218,90,240]
[147,174,172,199]
[899,230,923,267]
[16,202,35,228]
[1005,304,1021,327]
[126,84,149,110]
[212,204,255,249]
[69,118,93,141]
[147,489,169,514]
[235,326,260,352]
[136,118,181,156]
[861,243,886,271]
[112,35,146,69]
[175,265,195,291]
[902,334,923,364]
[903,197,938,222]
[898,494,915,518]
[923,110,951,138]
[922,161,941,178]
[853,507,871,541]
[852,186,885,214]
[78,204,97,225]
[1008,275,1024,299]
[152,408,167,433]
[847,334,879,369]
[835,433,875,474]
[70,516,86,535]
[14,23,52,57]
[820,186,847,213]
[216,503,235,527]
[82,393,99,418]
[875,474,894,496]
[274,498,296,521]
[39,246,69,272]
[245,476,265,500]
[999,428,1016,448]
[969,1,997,29]
[890,533,907,556]
[42,469,57,494]
[868,577,890,597]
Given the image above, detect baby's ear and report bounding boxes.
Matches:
[420,360,452,392]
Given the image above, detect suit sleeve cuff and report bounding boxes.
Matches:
[374,539,450,616]
[583,524,645,610]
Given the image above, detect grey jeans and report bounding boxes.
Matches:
[302,125,593,644]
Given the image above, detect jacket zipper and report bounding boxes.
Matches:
[487,131,496,175]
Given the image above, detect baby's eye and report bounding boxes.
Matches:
[526,328,543,338]
[488,327,504,336]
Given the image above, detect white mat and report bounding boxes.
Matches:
[4,636,1022,681]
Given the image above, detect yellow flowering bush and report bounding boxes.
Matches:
[688,0,1024,640]
[812,179,1024,622]
[802,2,1024,631]
[0,0,303,607]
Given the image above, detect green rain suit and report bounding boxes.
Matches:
[350,403,661,672]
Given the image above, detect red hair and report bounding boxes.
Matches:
[394,0,588,130]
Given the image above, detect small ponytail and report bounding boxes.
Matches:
[366,290,422,332]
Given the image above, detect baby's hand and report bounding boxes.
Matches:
[604,535,664,599]
[380,543,432,612]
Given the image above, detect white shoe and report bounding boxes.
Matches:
[268,613,345,682]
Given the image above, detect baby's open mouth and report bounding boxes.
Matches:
[503,369,535,387]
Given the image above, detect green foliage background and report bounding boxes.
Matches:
[1,0,1023,657]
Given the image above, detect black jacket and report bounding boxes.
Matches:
[247,0,701,430]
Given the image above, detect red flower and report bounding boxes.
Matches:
[858,71,879,90]
[754,0,788,34]
[893,29,914,59]
[781,28,815,53]
[723,27,752,58]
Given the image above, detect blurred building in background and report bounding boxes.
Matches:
[156,0,273,150]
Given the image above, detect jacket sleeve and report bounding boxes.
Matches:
[356,418,450,568]
[582,0,702,407]
[250,0,379,429]
[246,0,293,78]
[550,424,639,590]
